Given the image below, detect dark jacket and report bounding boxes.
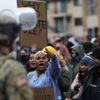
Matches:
[80,62,100,100]
[58,67,71,100]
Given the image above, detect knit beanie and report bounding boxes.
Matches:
[81,55,93,64]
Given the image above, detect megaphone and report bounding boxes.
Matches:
[13,7,37,31]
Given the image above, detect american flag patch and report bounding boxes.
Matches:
[16,77,27,87]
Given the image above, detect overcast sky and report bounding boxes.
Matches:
[0,0,17,11]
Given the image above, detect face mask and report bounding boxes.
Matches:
[71,51,78,58]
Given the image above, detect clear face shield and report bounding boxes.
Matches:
[13,7,37,31]
[8,7,37,58]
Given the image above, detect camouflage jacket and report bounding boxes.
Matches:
[0,53,33,100]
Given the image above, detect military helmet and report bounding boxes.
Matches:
[0,9,21,46]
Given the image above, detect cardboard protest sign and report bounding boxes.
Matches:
[32,87,55,100]
[18,0,47,48]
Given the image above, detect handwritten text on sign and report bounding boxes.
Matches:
[22,1,47,35]
[18,0,47,48]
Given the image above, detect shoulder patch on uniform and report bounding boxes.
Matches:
[16,77,27,87]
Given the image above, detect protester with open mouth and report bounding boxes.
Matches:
[27,46,61,100]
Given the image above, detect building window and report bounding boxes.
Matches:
[87,27,98,40]
[74,18,83,26]
[74,0,82,6]
[54,1,67,13]
[94,27,98,37]
[55,17,65,33]
[86,0,97,15]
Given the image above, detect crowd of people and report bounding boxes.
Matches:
[0,9,100,100]
[16,34,100,100]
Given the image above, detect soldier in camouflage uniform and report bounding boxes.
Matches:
[0,9,33,100]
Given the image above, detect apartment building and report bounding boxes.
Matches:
[47,0,83,39]
[47,0,68,39]
[48,0,100,40]
[83,0,99,40]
